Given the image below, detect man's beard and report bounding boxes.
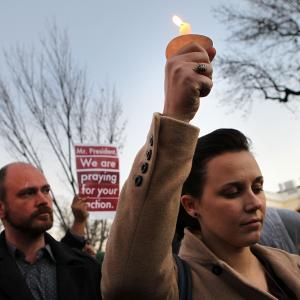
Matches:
[5,205,53,236]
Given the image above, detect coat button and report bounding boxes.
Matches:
[212,265,223,276]
[135,176,143,187]
[141,162,149,174]
[146,149,152,161]
[149,135,153,146]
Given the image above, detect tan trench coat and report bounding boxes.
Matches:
[101,113,300,300]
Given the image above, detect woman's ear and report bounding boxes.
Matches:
[181,195,199,218]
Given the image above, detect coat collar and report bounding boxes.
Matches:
[0,231,80,265]
[44,232,84,265]
[251,244,300,296]
[179,228,300,298]
[179,228,221,264]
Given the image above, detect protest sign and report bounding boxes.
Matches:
[75,145,119,219]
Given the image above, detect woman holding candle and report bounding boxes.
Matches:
[101,42,300,300]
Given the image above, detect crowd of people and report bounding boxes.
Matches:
[0,41,300,300]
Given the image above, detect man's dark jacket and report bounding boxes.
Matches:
[0,231,102,300]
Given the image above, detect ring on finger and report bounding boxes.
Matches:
[193,63,207,74]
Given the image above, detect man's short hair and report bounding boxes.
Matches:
[0,165,7,202]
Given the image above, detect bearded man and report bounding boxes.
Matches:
[0,162,101,300]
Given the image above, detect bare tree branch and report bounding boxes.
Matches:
[0,23,126,246]
[214,0,300,111]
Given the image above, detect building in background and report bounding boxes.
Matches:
[266,180,300,211]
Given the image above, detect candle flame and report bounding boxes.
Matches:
[172,15,183,27]
[172,15,192,35]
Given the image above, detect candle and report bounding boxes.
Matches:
[166,15,213,59]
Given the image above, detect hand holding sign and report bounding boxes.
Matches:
[72,195,89,223]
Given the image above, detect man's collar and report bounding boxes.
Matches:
[5,237,56,263]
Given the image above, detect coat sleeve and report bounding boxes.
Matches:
[60,230,86,250]
[101,113,199,300]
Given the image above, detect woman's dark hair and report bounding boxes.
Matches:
[175,128,251,243]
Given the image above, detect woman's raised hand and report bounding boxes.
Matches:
[163,42,216,122]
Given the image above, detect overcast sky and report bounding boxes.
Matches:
[0,0,299,196]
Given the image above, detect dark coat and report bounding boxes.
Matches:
[60,229,86,250]
[0,231,101,300]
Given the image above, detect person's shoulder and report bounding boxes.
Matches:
[253,243,300,265]
[259,243,297,256]
[68,246,100,265]
[45,233,100,266]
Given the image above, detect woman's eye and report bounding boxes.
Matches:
[220,189,240,199]
[252,185,264,194]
